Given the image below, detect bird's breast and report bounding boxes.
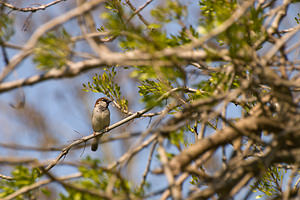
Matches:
[92,108,110,132]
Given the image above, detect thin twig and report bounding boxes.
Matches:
[107,134,157,169]
[0,173,13,181]
[125,0,151,26]
[157,136,181,200]
[0,0,66,12]
[126,0,153,26]
[139,140,158,189]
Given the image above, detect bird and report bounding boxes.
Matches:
[91,97,111,151]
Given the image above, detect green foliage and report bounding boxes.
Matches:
[118,30,150,51]
[133,64,185,83]
[101,0,152,52]
[60,156,144,199]
[83,67,128,112]
[295,13,300,24]
[199,0,237,32]
[100,0,200,53]
[151,0,187,23]
[168,127,186,150]
[0,14,14,41]
[41,188,51,197]
[119,25,198,52]
[131,64,188,108]
[190,175,200,185]
[130,66,158,81]
[225,6,264,54]
[167,26,200,47]
[2,0,299,198]
[0,166,41,199]
[192,68,240,101]
[33,28,72,70]
[101,0,127,35]
[138,79,168,108]
[117,0,192,51]
[101,0,147,52]
[0,157,145,200]
[251,166,285,199]
[199,0,264,54]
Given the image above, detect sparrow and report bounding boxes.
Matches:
[91,97,111,151]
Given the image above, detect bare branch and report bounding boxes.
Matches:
[0,0,66,12]
[0,49,218,93]
[158,136,181,200]
[139,141,157,189]
[168,116,283,175]
[126,0,153,25]
[0,173,13,181]
[125,0,151,26]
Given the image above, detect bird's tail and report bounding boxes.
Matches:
[91,134,100,151]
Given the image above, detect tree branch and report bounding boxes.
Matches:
[0,0,105,82]
[0,0,66,12]
[2,173,82,200]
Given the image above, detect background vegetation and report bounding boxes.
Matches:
[0,0,300,199]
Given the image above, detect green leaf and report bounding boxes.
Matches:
[138,80,167,108]
[41,188,51,196]
[147,23,162,29]
[251,166,284,198]
[33,28,72,70]
[83,67,128,112]
[0,14,14,41]
[0,166,41,199]
[60,156,144,199]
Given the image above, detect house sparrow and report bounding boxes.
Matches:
[91,97,111,151]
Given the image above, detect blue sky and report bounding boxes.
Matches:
[1,0,300,199]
